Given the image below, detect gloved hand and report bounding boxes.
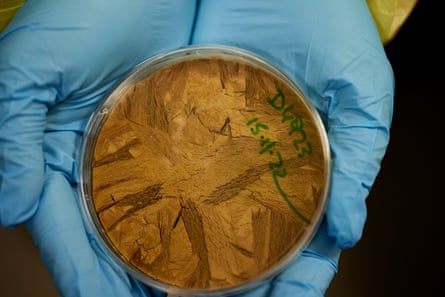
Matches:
[0,0,196,296]
[191,0,394,296]
[0,1,395,297]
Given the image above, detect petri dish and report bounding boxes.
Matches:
[79,45,331,297]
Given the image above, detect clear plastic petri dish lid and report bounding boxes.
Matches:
[79,45,331,297]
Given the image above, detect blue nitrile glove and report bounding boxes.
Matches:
[0,0,196,296]
[192,0,394,296]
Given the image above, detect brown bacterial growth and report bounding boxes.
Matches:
[91,56,329,291]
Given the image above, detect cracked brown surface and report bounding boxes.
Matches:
[90,56,329,291]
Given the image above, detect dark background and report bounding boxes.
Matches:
[328,1,441,296]
[0,1,441,296]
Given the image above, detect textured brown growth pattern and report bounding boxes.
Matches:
[91,57,328,291]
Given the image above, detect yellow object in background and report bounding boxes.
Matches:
[367,0,418,44]
[0,1,419,43]
[0,0,25,33]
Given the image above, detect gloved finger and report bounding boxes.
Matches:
[37,132,168,297]
[0,0,197,227]
[25,170,152,297]
[192,0,394,248]
[234,220,339,297]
